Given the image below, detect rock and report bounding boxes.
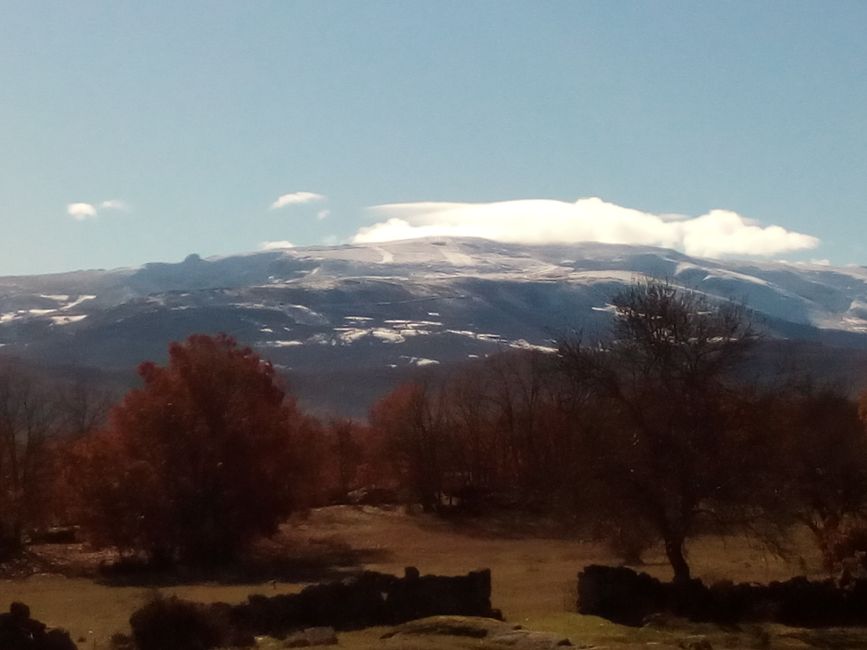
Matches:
[680,637,712,650]
[382,615,510,639]
[382,616,572,650]
[281,627,338,647]
[303,627,338,646]
[642,612,677,628]
[108,633,135,650]
[587,645,681,650]
[489,630,573,649]
[282,632,309,648]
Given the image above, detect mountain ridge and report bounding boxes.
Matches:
[2,237,867,416]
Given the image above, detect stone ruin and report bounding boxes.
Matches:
[578,564,867,627]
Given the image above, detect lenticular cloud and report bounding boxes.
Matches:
[352,197,819,258]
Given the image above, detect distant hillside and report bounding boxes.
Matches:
[2,238,867,416]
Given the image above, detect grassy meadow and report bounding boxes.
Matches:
[2,505,864,649]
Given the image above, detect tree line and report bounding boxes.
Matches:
[2,281,867,582]
[372,282,867,581]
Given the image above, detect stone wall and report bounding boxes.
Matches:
[130,567,498,650]
[578,564,867,627]
[230,567,497,637]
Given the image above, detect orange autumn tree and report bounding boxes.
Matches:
[369,381,449,513]
[71,334,307,565]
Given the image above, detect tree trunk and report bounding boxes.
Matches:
[664,536,691,583]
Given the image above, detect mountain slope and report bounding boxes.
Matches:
[2,238,867,415]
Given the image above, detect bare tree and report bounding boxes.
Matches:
[559,279,761,582]
[0,363,58,555]
[329,418,362,501]
[369,380,449,512]
[55,374,116,438]
[773,383,867,567]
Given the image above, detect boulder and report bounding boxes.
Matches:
[679,636,712,650]
[488,629,572,649]
[381,615,508,638]
[382,616,572,650]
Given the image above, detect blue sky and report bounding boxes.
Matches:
[1,1,865,274]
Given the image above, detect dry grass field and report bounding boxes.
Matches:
[2,505,864,649]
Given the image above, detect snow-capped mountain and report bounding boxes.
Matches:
[2,238,867,415]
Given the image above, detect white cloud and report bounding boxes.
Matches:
[99,199,129,211]
[352,197,819,258]
[270,192,326,210]
[67,202,98,221]
[316,209,330,221]
[67,198,130,221]
[260,240,295,250]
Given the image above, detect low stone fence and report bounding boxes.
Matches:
[230,566,498,637]
[130,567,498,650]
[578,564,867,627]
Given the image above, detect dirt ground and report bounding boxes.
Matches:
[1,505,861,649]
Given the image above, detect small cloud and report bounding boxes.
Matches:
[322,234,340,246]
[68,198,130,221]
[270,191,326,210]
[67,202,98,221]
[317,209,330,221]
[99,199,130,211]
[352,197,820,259]
[260,240,295,250]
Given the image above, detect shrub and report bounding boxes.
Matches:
[129,596,236,650]
[0,602,77,650]
[824,521,867,571]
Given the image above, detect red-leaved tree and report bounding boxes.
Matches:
[70,334,311,565]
